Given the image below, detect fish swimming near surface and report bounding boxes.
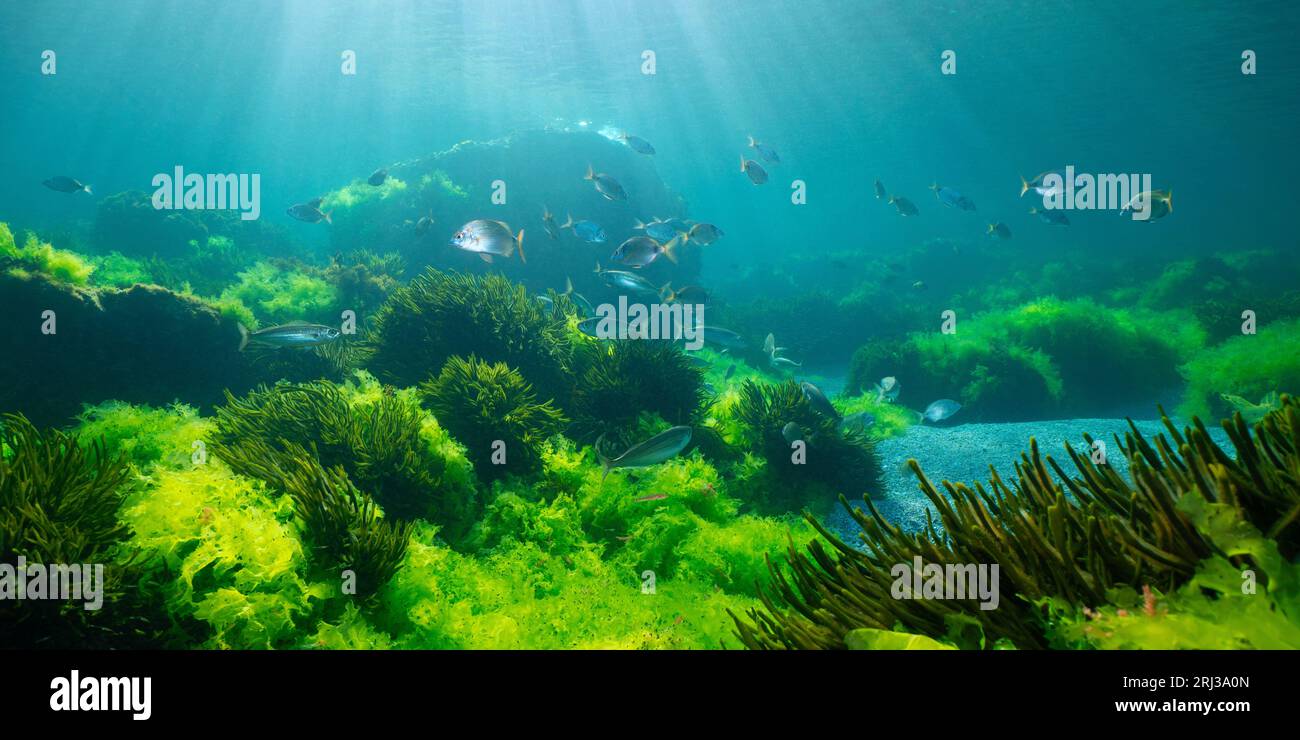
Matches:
[287,198,331,224]
[612,234,680,268]
[888,195,919,216]
[987,222,1012,240]
[43,176,92,194]
[367,168,388,186]
[562,215,607,243]
[634,218,680,242]
[686,222,724,245]
[238,322,341,352]
[1120,189,1173,222]
[1029,206,1070,225]
[621,133,655,155]
[800,381,841,420]
[660,283,709,304]
[874,179,886,200]
[594,263,660,295]
[596,426,693,480]
[921,399,962,423]
[741,156,769,185]
[585,164,628,201]
[451,219,526,263]
[1019,170,1066,198]
[747,136,780,164]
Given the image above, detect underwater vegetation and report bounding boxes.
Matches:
[1179,317,1300,422]
[421,356,566,479]
[733,396,1300,650]
[568,340,709,443]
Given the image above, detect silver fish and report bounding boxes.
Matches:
[451,219,526,263]
[1120,189,1173,222]
[699,326,746,350]
[687,223,724,245]
[238,322,340,352]
[747,136,780,164]
[635,218,679,242]
[612,235,680,268]
[595,263,659,295]
[621,134,655,155]
[839,411,875,435]
[596,426,693,480]
[922,399,962,423]
[584,164,627,201]
[741,157,768,185]
[800,381,841,421]
[1020,170,1066,198]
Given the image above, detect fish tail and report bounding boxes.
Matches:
[1018,174,1030,197]
[82,184,93,195]
[594,261,602,274]
[237,323,250,352]
[562,213,574,229]
[740,155,746,173]
[584,164,594,181]
[634,218,645,230]
[660,281,674,302]
[564,276,573,296]
[1164,189,1173,212]
[987,223,996,234]
[516,229,526,263]
[747,135,757,147]
[662,235,679,264]
[323,211,333,224]
[929,182,939,191]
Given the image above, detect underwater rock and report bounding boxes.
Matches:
[322,130,697,302]
[92,189,300,261]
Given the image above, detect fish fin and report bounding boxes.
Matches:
[1018,174,1030,197]
[479,253,493,264]
[323,211,333,225]
[929,182,939,191]
[585,164,594,181]
[634,218,645,230]
[516,230,526,263]
[237,323,250,352]
[987,223,996,234]
[562,213,574,230]
[82,184,93,195]
[740,155,746,172]
[1164,189,1172,212]
[887,194,896,204]
[662,235,679,264]
[564,276,573,296]
[660,281,674,302]
[594,261,602,274]
[747,135,757,147]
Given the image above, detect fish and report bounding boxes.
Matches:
[931,183,976,211]
[921,399,962,423]
[594,263,660,295]
[912,280,927,290]
[698,326,747,350]
[781,422,803,444]
[987,222,1012,240]
[596,426,693,480]
[576,316,606,338]
[1029,206,1070,225]
[451,219,526,263]
[1220,391,1281,423]
[561,277,595,316]
[1120,189,1173,222]
[562,215,607,243]
[747,136,781,164]
[238,322,341,352]
[633,493,669,502]
[611,235,680,268]
[1019,170,1066,198]
[584,164,627,201]
[542,206,561,240]
[838,411,876,435]
[536,295,554,309]
[634,218,680,242]
[723,364,736,380]
[367,168,388,186]
[770,355,802,369]
[287,198,331,224]
[686,223,724,245]
[874,179,886,200]
[684,354,711,368]
[888,195,919,216]
[415,212,435,235]
[762,333,787,356]
[800,381,841,420]
[741,156,769,185]
[874,376,900,403]
[43,176,91,194]
[660,283,709,304]
[621,133,656,155]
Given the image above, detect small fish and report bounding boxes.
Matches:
[43,176,92,194]
[921,399,962,423]
[699,326,747,350]
[612,235,680,268]
[287,198,331,224]
[762,333,787,356]
[536,295,554,309]
[1220,391,1280,424]
[1019,170,1066,198]
[874,179,886,200]
[684,354,711,368]
[594,263,660,295]
[800,381,841,421]
[741,156,768,185]
[930,183,976,211]
[912,280,927,290]
[238,322,341,352]
[781,422,803,444]
[451,219,526,263]
[561,277,595,316]
[888,195,919,216]
[660,283,709,304]
[621,133,656,155]
[874,376,900,403]
[616,535,634,542]
[1120,189,1173,222]
[584,164,627,201]
[686,223,724,245]
[634,218,680,242]
[723,364,736,380]
[542,206,561,240]
[576,316,606,338]
[634,493,668,502]
[770,355,802,369]
[596,426,693,480]
[1029,207,1070,225]
[367,168,388,186]
[986,222,1012,240]
[415,212,435,235]
[562,214,607,243]
[747,136,780,164]
[838,411,876,435]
